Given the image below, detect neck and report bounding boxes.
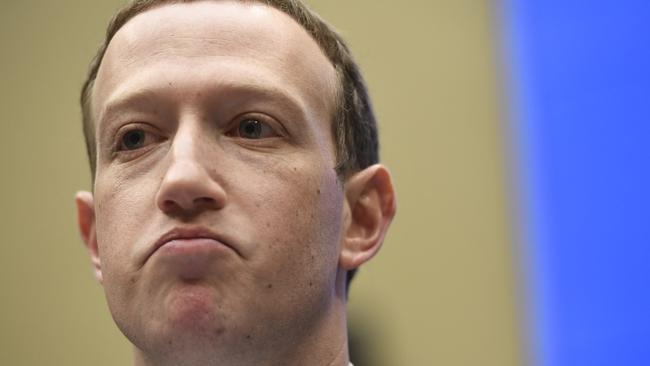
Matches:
[278,293,350,366]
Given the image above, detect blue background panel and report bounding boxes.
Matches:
[503,1,650,366]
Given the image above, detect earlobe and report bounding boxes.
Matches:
[75,191,103,284]
[340,164,397,271]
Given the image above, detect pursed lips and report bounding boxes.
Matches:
[145,226,240,264]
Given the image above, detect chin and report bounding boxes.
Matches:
[130,291,232,366]
[162,282,226,336]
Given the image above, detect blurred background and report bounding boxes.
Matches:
[2,0,646,365]
[503,1,650,366]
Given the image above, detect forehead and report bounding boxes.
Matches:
[93,0,337,123]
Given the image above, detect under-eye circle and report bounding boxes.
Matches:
[121,129,146,150]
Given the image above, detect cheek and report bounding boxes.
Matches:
[93,175,157,281]
[241,157,344,288]
[92,174,163,330]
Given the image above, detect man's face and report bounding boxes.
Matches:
[84,1,346,362]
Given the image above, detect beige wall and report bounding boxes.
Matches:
[0,1,522,365]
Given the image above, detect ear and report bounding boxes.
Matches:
[340,164,397,272]
[75,191,103,284]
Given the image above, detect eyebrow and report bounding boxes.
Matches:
[98,88,160,131]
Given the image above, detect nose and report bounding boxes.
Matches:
[155,130,226,216]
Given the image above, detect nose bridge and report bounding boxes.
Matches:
[171,118,203,166]
[156,117,226,214]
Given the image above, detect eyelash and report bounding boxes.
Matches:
[225,114,286,139]
[113,123,159,153]
[110,114,285,154]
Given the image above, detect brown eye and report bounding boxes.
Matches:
[121,129,146,150]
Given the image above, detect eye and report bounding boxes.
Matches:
[121,130,145,150]
[230,118,279,139]
[117,128,158,151]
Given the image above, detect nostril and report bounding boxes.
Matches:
[158,196,220,215]
[162,200,180,211]
[155,168,227,214]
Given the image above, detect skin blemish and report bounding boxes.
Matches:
[267,284,273,289]
[317,189,320,195]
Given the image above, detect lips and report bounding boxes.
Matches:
[145,226,239,264]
